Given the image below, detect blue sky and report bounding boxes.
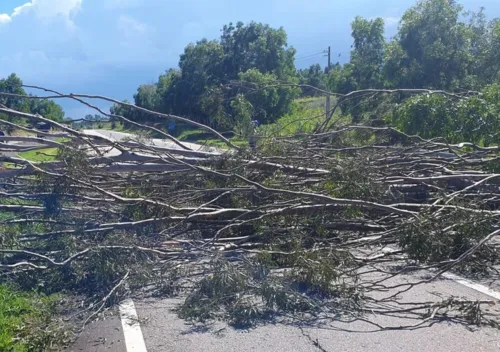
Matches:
[0,0,499,118]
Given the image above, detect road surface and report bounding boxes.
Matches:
[1,129,222,160]
[82,129,223,156]
[67,271,500,352]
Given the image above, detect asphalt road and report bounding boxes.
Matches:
[82,129,222,155]
[68,271,500,352]
[1,129,222,160]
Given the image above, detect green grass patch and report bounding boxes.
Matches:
[177,129,248,149]
[98,122,128,132]
[18,148,59,162]
[197,138,248,148]
[0,285,62,352]
[296,96,326,109]
[177,129,218,141]
[257,105,325,137]
[1,162,22,170]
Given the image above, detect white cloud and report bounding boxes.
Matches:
[13,2,34,17]
[383,16,400,28]
[32,0,82,28]
[0,2,35,25]
[0,0,88,88]
[0,1,81,26]
[0,14,11,24]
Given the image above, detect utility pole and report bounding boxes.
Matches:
[325,46,331,119]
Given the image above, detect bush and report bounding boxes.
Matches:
[390,84,500,145]
[390,94,455,140]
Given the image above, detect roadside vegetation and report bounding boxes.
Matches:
[0,285,64,352]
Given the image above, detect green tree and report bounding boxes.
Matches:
[384,0,472,90]
[220,21,296,80]
[152,22,299,128]
[131,84,161,124]
[177,39,225,125]
[391,94,456,139]
[325,17,386,123]
[110,99,135,128]
[0,73,65,126]
[327,63,357,94]
[350,16,385,89]
[134,84,159,112]
[297,64,327,96]
[157,69,183,114]
[471,18,500,86]
[28,99,65,122]
[0,73,28,113]
[232,68,300,125]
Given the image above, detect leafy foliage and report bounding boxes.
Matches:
[115,21,298,130]
[390,84,500,144]
[385,0,471,89]
[178,254,360,328]
[112,0,500,141]
[400,210,498,276]
[232,69,300,125]
[350,16,385,89]
[0,73,65,126]
[297,64,327,96]
[0,74,27,112]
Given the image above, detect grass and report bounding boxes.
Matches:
[257,104,326,138]
[0,285,62,352]
[199,137,248,148]
[296,96,326,109]
[177,129,249,149]
[97,122,128,132]
[18,148,59,162]
[177,129,212,141]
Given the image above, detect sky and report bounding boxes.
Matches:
[0,0,499,118]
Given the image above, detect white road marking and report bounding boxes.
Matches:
[443,272,500,300]
[119,299,148,352]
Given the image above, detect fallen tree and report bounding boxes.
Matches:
[1,88,500,343]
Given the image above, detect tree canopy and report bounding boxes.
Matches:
[0,73,65,126]
[117,21,299,129]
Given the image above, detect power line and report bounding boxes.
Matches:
[295,49,326,58]
[295,52,325,61]
[294,51,326,61]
